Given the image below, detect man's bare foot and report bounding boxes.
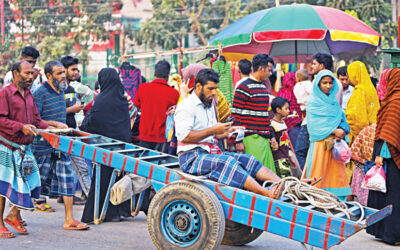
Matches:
[266,181,284,199]
[63,220,89,230]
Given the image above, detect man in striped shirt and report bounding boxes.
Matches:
[232,54,278,174]
[32,60,89,230]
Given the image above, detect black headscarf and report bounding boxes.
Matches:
[81,68,131,143]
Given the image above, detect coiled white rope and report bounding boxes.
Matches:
[264,177,365,223]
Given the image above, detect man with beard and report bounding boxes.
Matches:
[175,68,283,199]
[32,60,89,230]
[0,61,49,238]
[134,60,179,152]
[60,56,90,204]
[232,54,279,174]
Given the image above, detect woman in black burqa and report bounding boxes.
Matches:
[80,68,132,223]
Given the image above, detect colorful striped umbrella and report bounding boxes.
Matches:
[209,4,382,63]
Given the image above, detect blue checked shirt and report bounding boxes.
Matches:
[32,82,66,156]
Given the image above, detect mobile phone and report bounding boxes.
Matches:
[226,117,234,123]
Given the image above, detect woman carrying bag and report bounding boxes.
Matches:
[301,70,351,201]
[367,68,400,245]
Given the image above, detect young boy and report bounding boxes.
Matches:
[271,97,294,178]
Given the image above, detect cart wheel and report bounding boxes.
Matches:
[147,181,225,249]
[222,220,263,246]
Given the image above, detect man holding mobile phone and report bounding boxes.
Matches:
[60,56,90,204]
[175,68,283,199]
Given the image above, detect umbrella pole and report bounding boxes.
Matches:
[295,40,298,70]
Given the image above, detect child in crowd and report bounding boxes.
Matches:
[271,97,296,178]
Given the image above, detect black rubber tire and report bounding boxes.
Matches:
[147,181,225,250]
[222,220,263,246]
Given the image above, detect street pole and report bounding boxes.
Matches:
[393,0,398,47]
[398,0,400,47]
[0,0,4,47]
[275,0,282,93]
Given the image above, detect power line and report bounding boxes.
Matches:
[3,1,115,11]
[3,0,276,14]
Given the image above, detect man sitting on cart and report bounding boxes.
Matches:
[175,68,283,198]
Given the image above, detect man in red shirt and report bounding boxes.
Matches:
[0,61,49,238]
[134,60,179,152]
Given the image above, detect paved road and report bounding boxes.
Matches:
[1,199,396,250]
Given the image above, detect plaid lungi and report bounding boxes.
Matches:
[178,148,263,188]
[0,144,41,210]
[35,153,74,197]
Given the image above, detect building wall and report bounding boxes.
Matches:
[86,0,154,76]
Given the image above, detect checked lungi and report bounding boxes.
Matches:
[178,148,263,189]
[35,153,75,197]
[0,144,41,210]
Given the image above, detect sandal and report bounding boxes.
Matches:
[4,218,28,234]
[18,219,27,227]
[63,220,89,231]
[17,214,27,227]
[0,227,15,238]
[34,203,55,212]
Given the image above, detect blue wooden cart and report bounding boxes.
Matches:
[39,129,392,249]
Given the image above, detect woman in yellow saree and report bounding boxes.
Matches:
[345,61,380,144]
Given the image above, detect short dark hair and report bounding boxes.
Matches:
[238,59,251,75]
[267,56,274,66]
[252,53,270,72]
[60,56,79,69]
[21,46,40,59]
[313,53,333,71]
[154,60,170,78]
[44,60,64,76]
[94,81,100,90]
[195,68,219,86]
[337,66,347,77]
[271,96,289,113]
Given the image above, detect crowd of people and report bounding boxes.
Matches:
[0,45,399,246]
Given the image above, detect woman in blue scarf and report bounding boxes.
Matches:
[301,70,351,200]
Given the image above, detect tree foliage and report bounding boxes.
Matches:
[285,0,396,72]
[2,0,113,68]
[136,0,277,50]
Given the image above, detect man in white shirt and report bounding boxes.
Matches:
[175,68,282,198]
[337,66,354,111]
[293,69,313,169]
[4,46,46,93]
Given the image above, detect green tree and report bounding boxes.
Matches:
[301,0,396,72]
[3,0,113,67]
[136,0,276,50]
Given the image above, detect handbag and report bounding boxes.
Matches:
[362,165,387,193]
[364,160,387,174]
[165,106,176,142]
[165,113,174,142]
[332,139,351,163]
